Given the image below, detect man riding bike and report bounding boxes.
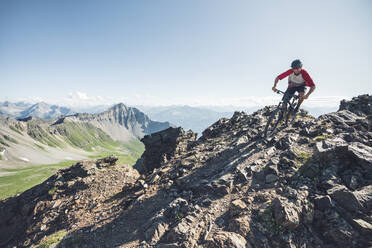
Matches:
[272,59,316,113]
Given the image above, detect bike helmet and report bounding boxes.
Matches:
[291,59,302,69]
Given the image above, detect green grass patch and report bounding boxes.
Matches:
[89,138,144,166]
[296,151,311,161]
[9,125,23,135]
[0,160,76,200]
[122,138,145,156]
[0,136,9,147]
[36,229,67,248]
[313,135,327,141]
[0,137,145,199]
[294,150,311,168]
[0,154,2,160]
[48,186,57,195]
[55,121,120,152]
[35,143,47,151]
[313,134,333,142]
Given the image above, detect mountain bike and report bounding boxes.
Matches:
[263,90,300,138]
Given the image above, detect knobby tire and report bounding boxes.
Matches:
[264,106,284,138]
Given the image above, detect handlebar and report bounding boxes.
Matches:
[274,89,300,99]
[275,90,285,95]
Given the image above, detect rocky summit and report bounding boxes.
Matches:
[0,94,371,248]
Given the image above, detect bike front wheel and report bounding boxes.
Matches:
[264,106,284,138]
[285,106,297,127]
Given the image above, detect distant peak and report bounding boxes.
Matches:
[110,103,127,109]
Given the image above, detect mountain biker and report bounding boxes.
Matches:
[272,59,316,112]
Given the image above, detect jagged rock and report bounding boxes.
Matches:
[265,174,278,184]
[354,185,372,212]
[165,214,202,247]
[134,127,197,174]
[352,218,372,235]
[96,155,118,167]
[228,215,251,236]
[235,167,250,183]
[327,185,364,213]
[156,243,179,248]
[264,163,279,176]
[229,199,248,217]
[339,94,372,116]
[145,221,169,245]
[272,197,300,230]
[164,198,190,220]
[299,162,320,179]
[202,118,230,139]
[314,195,332,211]
[321,210,358,247]
[206,231,247,248]
[342,142,372,170]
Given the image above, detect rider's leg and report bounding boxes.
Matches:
[282,87,295,109]
[295,87,306,111]
[297,92,305,107]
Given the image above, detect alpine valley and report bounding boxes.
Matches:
[0,103,170,199]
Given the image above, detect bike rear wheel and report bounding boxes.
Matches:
[264,106,284,138]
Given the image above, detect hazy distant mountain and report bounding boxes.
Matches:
[0,101,32,117]
[71,105,114,114]
[137,105,234,135]
[302,106,339,117]
[0,101,73,119]
[20,102,74,119]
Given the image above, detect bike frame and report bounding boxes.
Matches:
[263,90,300,138]
[275,89,299,113]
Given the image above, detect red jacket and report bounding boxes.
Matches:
[277,69,315,87]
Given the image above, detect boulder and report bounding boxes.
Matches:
[352,218,372,235]
[343,142,372,170]
[145,221,169,245]
[229,199,248,217]
[272,197,300,230]
[338,94,372,116]
[134,127,197,174]
[354,185,372,212]
[265,174,278,184]
[228,216,251,236]
[327,185,364,213]
[314,195,332,212]
[206,231,247,248]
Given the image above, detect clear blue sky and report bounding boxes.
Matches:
[1,0,371,107]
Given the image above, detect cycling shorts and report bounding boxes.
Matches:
[282,85,305,103]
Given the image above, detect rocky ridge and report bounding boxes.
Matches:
[0,94,371,247]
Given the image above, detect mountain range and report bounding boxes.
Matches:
[1,101,337,136]
[138,105,234,135]
[0,103,170,166]
[0,101,74,119]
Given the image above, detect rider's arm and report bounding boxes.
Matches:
[301,69,316,98]
[273,69,292,91]
[305,85,316,98]
[272,77,280,91]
